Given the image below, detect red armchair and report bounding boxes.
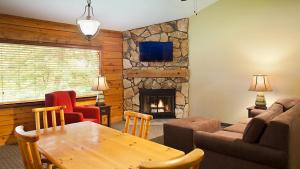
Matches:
[45,91,100,125]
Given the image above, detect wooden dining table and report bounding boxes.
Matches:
[29,121,184,169]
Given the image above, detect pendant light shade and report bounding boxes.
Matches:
[76,0,101,41]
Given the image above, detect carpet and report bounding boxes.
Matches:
[0,145,24,169]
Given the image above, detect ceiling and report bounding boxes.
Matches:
[0,0,217,31]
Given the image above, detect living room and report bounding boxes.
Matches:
[0,0,299,169]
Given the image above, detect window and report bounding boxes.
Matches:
[0,43,99,103]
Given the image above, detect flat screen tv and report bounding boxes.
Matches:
[139,42,173,62]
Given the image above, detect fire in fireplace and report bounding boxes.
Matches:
[139,89,176,118]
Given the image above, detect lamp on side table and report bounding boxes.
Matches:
[249,74,272,109]
[92,75,109,106]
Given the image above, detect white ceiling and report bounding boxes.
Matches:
[0,0,217,31]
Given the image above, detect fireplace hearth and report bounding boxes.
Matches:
[139,89,176,118]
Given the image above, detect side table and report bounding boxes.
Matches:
[98,105,111,127]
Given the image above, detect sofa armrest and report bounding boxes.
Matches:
[74,106,100,121]
[64,112,84,124]
[194,131,287,169]
[163,123,194,154]
[250,109,266,117]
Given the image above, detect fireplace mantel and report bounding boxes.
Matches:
[124,68,189,78]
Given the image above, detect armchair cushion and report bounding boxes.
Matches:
[64,112,84,124]
[194,131,287,169]
[74,106,100,123]
[45,91,73,112]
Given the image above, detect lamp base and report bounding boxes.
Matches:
[96,91,105,107]
[255,92,267,109]
[96,102,106,106]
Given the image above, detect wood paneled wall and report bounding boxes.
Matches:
[0,14,123,145]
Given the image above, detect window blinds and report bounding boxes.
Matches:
[0,43,99,103]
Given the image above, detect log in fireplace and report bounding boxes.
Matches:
[139,89,176,118]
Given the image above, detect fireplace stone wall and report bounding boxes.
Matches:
[122,18,189,118]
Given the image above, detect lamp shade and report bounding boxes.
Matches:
[249,75,272,92]
[92,76,109,91]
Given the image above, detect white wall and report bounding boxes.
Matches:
[189,0,300,123]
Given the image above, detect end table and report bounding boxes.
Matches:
[98,105,111,127]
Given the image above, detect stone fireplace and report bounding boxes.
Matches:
[140,89,176,118]
[123,18,189,118]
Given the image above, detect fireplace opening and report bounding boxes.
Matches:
[139,89,176,118]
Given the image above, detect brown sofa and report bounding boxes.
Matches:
[194,98,300,169]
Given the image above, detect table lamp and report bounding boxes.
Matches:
[92,75,109,106]
[249,75,272,109]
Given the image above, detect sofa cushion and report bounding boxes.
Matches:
[224,123,247,133]
[275,98,300,111]
[194,131,287,169]
[243,103,283,143]
[165,117,221,132]
[238,118,252,124]
[259,102,300,151]
[163,117,221,153]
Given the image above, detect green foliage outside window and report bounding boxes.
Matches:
[0,43,99,103]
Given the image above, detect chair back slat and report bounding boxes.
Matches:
[124,111,153,139]
[29,143,42,168]
[139,118,145,138]
[43,111,48,129]
[139,148,204,169]
[144,120,151,139]
[32,106,66,131]
[35,112,40,131]
[51,110,57,128]
[15,126,43,169]
[124,115,130,133]
[59,108,65,126]
[132,116,138,135]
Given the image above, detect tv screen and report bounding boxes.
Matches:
[139,42,173,62]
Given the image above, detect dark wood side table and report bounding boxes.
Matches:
[247,106,267,118]
[98,105,111,127]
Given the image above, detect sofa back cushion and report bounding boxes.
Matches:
[259,103,300,150]
[259,102,300,169]
[275,98,300,111]
[243,103,283,143]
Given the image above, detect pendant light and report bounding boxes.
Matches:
[76,0,101,41]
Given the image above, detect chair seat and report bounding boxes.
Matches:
[83,118,99,123]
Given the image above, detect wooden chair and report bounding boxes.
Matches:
[32,106,66,132]
[124,111,153,139]
[139,148,204,169]
[15,125,54,169]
